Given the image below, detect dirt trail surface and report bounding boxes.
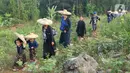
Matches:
[10,24,24,31]
[0,24,24,31]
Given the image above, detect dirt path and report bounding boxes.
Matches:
[10,24,24,31]
[0,24,25,31]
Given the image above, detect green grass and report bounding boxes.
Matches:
[0,14,130,73]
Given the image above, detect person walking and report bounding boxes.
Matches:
[13,32,27,71]
[76,16,86,40]
[37,18,56,59]
[90,12,100,37]
[57,9,72,48]
[25,33,38,62]
[107,10,114,23]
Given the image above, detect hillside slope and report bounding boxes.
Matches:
[0,14,130,73]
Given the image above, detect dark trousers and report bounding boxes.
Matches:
[59,30,70,48]
[43,51,55,59]
[43,42,56,59]
[92,24,97,31]
[108,17,112,23]
[77,33,84,37]
[13,54,26,68]
[29,48,36,60]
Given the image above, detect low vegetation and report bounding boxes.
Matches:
[0,13,130,73]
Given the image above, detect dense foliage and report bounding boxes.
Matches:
[0,0,130,21]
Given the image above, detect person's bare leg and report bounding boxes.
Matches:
[92,31,95,37]
[92,30,96,37]
[80,37,84,41]
[78,36,81,40]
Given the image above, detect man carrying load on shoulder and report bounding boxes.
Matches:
[90,11,100,37]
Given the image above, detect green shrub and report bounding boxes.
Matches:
[47,6,57,20]
[0,48,11,70]
[39,58,57,72]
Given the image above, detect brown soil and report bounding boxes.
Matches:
[10,24,24,31]
[0,24,24,31]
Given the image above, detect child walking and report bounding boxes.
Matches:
[90,12,100,37]
[25,33,38,62]
[76,16,86,40]
[13,32,27,71]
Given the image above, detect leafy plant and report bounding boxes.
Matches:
[86,3,96,16]
[0,13,14,27]
[24,62,39,73]
[39,58,57,72]
[0,48,10,70]
[16,60,23,67]
[47,6,57,20]
[102,57,125,73]
[0,15,3,26]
